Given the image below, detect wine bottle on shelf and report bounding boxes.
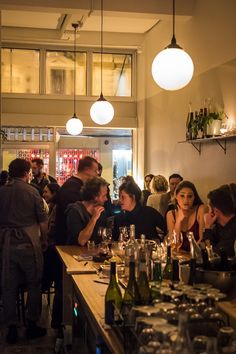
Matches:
[104,261,122,325]
[137,237,150,305]
[121,258,140,323]
[162,245,173,281]
[186,102,194,141]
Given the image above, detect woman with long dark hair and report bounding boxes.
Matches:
[166,180,207,251]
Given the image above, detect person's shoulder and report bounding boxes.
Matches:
[48,175,57,183]
[197,204,208,214]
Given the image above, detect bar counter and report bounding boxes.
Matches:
[56,245,124,353]
[56,245,236,353]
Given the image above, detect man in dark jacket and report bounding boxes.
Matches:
[51,156,99,335]
[31,158,57,196]
[0,158,48,344]
[203,183,236,257]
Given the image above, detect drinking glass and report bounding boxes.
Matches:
[87,240,96,253]
[119,226,129,243]
[175,232,183,251]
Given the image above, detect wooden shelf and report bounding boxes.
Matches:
[179,134,236,155]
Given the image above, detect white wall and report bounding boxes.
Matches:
[143,0,236,201]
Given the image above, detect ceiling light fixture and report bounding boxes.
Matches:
[90,0,114,125]
[151,0,194,91]
[66,23,83,135]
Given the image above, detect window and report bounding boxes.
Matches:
[92,53,132,97]
[46,51,86,95]
[1,48,39,93]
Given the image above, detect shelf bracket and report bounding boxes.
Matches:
[215,139,226,154]
[191,142,201,155]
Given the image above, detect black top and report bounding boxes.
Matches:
[113,203,167,241]
[54,176,83,245]
[65,201,107,245]
[203,216,236,257]
[31,174,57,196]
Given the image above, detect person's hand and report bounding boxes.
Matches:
[92,205,104,222]
[204,211,217,229]
[175,206,187,223]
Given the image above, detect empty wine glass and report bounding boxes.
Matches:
[175,232,183,251]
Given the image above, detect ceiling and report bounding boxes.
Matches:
[0,0,195,45]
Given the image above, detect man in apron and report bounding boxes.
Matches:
[0,158,48,344]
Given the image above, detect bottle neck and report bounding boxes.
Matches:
[110,261,117,281]
[166,246,171,261]
[128,261,135,280]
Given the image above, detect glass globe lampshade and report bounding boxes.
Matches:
[90,94,114,125]
[66,115,83,136]
[152,47,194,91]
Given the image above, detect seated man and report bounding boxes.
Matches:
[65,177,109,246]
[203,183,236,257]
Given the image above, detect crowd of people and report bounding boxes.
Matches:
[0,156,236,345]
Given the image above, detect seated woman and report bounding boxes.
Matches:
[146,175,169,216]
[65,177,108,246]
[113,178,166,241]
[166,180,207,251]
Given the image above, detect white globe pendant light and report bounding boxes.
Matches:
[90,0,114,125]
[90,94,114,125]
[152,0,194,91]
[66,23,83,135]
[66,114,83,136]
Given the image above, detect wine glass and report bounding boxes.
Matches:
[175,232,183,251]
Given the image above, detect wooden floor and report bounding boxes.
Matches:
[0,294,72,354]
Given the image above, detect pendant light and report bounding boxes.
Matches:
[66,23,83,135]
[151,0,194,91]
[90,0,114,125]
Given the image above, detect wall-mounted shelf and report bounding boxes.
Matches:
[179,134,236,155]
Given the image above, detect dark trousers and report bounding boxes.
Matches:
[2,244,42,325]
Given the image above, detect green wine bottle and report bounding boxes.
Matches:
[137,241,150,305]
[104,261,122,325]
[122,259,140,322]
[162,246,173,281]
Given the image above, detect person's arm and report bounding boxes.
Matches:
[39,220,48,251]
[78,206,104,246]
[197,204,208,243]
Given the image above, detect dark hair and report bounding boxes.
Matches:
[77,156,98,173]
[8,158,31,178]
[145,174,154,181]
[208,183,236,216]
[44,183,60,203]
[169,173,183,181]
[81,177,108,201]
[0,170,9,186]
[98,162,103,172]
[31,158,44,166]
[119,180,142,204]
[175,180,203,206]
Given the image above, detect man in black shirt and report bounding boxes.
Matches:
[203,183,236,257]
[31,158,57,195]
[51,156,98,334]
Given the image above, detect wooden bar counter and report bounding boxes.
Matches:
[56,245,124,354]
